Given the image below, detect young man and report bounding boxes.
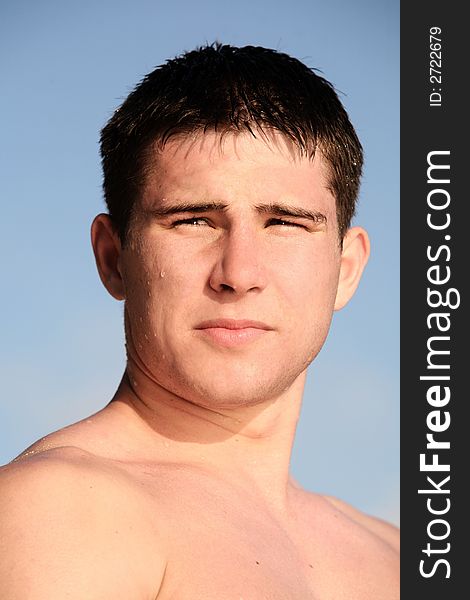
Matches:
[0,43,399,598]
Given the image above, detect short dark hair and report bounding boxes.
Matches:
[100,42,363,243]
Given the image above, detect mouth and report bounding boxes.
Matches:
[194,319,273,348]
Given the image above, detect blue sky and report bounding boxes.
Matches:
[1,0,399,524]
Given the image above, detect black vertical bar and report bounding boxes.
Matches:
[401,2,467,598]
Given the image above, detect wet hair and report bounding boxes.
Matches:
[100,42,363,243]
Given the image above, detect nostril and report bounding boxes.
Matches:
[220,283,234,292]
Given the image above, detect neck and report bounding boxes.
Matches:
[110,362,307,511]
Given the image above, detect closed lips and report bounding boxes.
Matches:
[194,319,273,330]
[194,319,274,347]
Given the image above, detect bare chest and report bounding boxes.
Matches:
[154,517,398,600]
[134,474,397,600]
[156,506,317,599]
[130,470,313,599]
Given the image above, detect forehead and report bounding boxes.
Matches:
[141,131,336,214]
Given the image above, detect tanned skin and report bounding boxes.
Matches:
[0,132,398,599]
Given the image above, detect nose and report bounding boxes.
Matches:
[209,225,268,295]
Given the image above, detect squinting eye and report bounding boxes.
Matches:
[267,218,305,229]
[173,217,209,227]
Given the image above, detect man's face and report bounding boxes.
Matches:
[119,132,343,408]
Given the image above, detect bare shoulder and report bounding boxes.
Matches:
[0,447,166,599]
[1,444,136,504]
[322,494,400,553]
[1,444,134,508]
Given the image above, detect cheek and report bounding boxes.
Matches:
[275,244,341,316]
[280,249,340,364]
[123,245,202,338]
[121,243,167,331]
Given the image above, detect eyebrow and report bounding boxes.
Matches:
[150,202,228,217]
[255,203,327,224]
[150,201,327,224]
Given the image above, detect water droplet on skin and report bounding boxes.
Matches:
[160,270,165,278]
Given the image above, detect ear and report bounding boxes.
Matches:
[91,214,125,300]
[334,226,370,311]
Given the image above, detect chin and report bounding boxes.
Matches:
[174,362,304,410]
[196,387,275,409]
